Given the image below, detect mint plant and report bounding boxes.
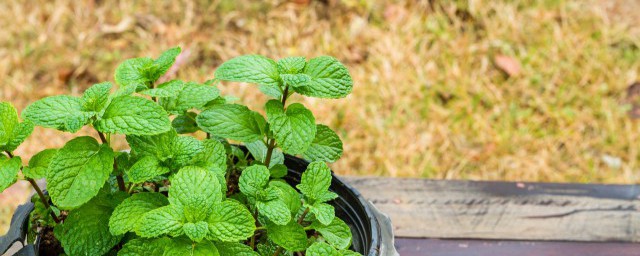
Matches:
[0,47,359,255]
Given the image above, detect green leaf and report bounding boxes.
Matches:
[183,221,209,242]
[127,156,171,183]
[190,139,227,173]
[95,95,171,135]
[267,220,308,252]
[294,56,353,98]
[302,124,343,163]
[339,250,363,256]
[215,242,259,256]
[169,135,204,169]
[266,100,316,154]
[22,148,57,179]
[114,57,154,88]
[259,84,283,99]
[140,80,184,98]
[109,192,169,235]
[297,161,334,203]
[172,112,199,134]
[126,130,176,160]
[206,200,256,242]
[169,166,222,210]
[196,104,264,142]
[55,192,127,256]
[22,95,93,132]
[306,242,340,256]
[163,238,219,256]
[0,102,18,146]
[0,157,21,192]
[81,82,113,112]
[310,218,352,250]
[151,47,181,81]
[47,136,114,209]
[269,180,301,214]
[118,237,170,256]
[135,205,185,238]
[239,165,270,197]
[310,202,335,226]
[281,74,311,88]
[277,56,306,74]
[257,194,291,226]
[215,55,280,88]
[160,82,220,114]
[4,121,34,152]
[269,164,288,178]
[245,140,284,168]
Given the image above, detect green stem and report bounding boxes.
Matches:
[97,131,126,192]
[5,151,60,223]
[263,86,289,167]
[250,209,259,250]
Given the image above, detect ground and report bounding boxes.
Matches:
[1,0,639,234]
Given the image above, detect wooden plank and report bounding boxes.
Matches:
[395,238,640,256]
[342,177,640,242]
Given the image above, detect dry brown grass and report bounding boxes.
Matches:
[0,0,639,233]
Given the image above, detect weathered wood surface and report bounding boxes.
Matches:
[343,177,640,242]
[395,238,640,256]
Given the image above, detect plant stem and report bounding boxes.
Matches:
[272,247,284,256]
[250,209,259,250]
[97,131,126,191]
[5,151,60,223]
[97,131,108,145]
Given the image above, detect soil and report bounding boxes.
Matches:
[38,227,63,255]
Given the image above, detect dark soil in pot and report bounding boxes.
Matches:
[1,153,396,256]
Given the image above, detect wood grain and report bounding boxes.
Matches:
[343,177,640,242]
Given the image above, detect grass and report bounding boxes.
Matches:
[1,0,639,233]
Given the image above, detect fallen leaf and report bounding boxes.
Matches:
[494,54,521,77]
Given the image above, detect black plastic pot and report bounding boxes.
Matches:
[0,154,397,256]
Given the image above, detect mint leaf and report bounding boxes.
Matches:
[306,242,340,256]
[55,192,127,256]
[95,95,171,135]
[277,56,306,74]
[160,82,220,114]
[140,80,184,98]
[163,238,219,256]
[269,164,288,178]
[172,112,199,134]
[294,56,353,98]
[245,140,284,168]
[135,205,185,238]
[302,124,343,163]
[190,139,227,173]
[151,47,181,81]
[310,218,352,250]
[256,193,291,226]
[22,95,93,132]
[183,221,209,242]
[196,104,265,142]
[114,57,154,88]
[169,135,203,169]
[267,220,308,252]
[126,130,176,160]
[259,84,284,99]
[206,200,255,242]
[310,202,335,225]
[118,237,170,256]
[47,136,114,209]
[215,55,280,88]
[0,156,21,193]
[169,166,222,210]
[22,148,57,179]
[266,100,316,154]
[109,192,169,235]
[4,121,34,152]
[127,156,171,183]
[297,161,334,203]
[239,165,270,197]
[215,242,259,256]
[281,74,311,88]
[340,250,363,256]
[269,180,301,214]
[81,82,112,112]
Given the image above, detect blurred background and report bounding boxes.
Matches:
[1,0,639,234]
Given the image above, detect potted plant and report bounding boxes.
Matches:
[0,48,396,255]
